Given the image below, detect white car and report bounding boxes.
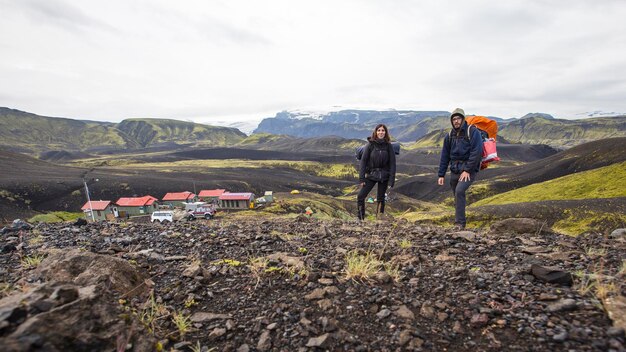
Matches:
[150,211,174,223]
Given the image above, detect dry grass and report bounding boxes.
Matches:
[383,262,402,282]
[398,239,412,249]
[21,253,46,269]
[574,271,596,296]
[595,282,617,300]
[137,294,168,334]
[184,297,197,308]
[344,250,382,282]
[0,283,19,299]
[584,246,607,258]
[248,257,270,287]
[171,311,192,338]
[214,259,243,267]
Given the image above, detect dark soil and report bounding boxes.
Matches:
[1,217,624,351]
[0,150,353,220]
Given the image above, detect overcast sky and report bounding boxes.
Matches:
[1,0,625,125]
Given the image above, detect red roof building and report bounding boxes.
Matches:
[162,191,196,201]
[115,196,158,207]
[81,200,111,211]
[198,189,226,198]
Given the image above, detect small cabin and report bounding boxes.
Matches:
[114,196,159,217]
[162,191,197,208]
[219,192,255,210]
[81,200,113,221]
[198,189,226,204]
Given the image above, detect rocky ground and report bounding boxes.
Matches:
[1,216,625,351]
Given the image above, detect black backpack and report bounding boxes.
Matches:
[355,142,400,160]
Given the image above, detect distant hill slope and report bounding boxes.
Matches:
[116,118,246,148]
[0,107,246,155]
[473,161,626,206]
[499,115,626,147]
[408,129,514,148]
[0,108,132,153]
[393,138,622,202]
[408,129,449,148]
[468,137,626,203]
[237,133,363,152]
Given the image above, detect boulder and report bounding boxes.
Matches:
[609,228,625,241]
[530,264,573,286]
[73,218,88,227]
[265,252,305,270]
[0,250,154,351]
[33,249,147,296]
[490,218,550,235]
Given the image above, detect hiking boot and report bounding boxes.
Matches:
[357,204,365,221]
[377,201,385,214]
[452,224,465,231]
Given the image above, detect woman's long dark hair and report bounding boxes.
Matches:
[371,124,391,142]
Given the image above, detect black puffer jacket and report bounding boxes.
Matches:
[359,137,396,187]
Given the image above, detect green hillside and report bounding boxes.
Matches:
[408,129,448,148]
[0,108,127,153]
[473,161,626,206]
[237,133,294,145]
[393,116,451,142]
[499,116,626,147]
[116,118,246,147]
[0,108,246,154]
[240,133,363,152]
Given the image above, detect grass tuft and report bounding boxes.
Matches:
[138,294,168,334]
[344,250,382,282]
[172,311,192,338]
[21,253,46,269]
[398,239,412,249]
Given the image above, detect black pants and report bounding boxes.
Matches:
[357,179,388,219]
[449,172,476,227]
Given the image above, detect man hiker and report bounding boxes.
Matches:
[437,108,483,229]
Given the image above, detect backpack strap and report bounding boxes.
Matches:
[467,124,474,143]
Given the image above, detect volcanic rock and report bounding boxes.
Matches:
[530,264,573,285]
[490,218,550,234]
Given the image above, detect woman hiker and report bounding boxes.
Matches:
[357,124,396,221]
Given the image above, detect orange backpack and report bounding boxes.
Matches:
[462,115,500,169]
[465,116,498,140]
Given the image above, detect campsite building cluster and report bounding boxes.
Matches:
[81,189,274,221]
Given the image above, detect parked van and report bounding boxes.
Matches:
[151,211,174,223]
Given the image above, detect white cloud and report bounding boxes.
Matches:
[0,0,625,124]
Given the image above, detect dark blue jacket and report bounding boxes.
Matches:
[438,121,483,177]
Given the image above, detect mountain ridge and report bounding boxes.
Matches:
[0,107,246,155]
[254,109,626,146]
